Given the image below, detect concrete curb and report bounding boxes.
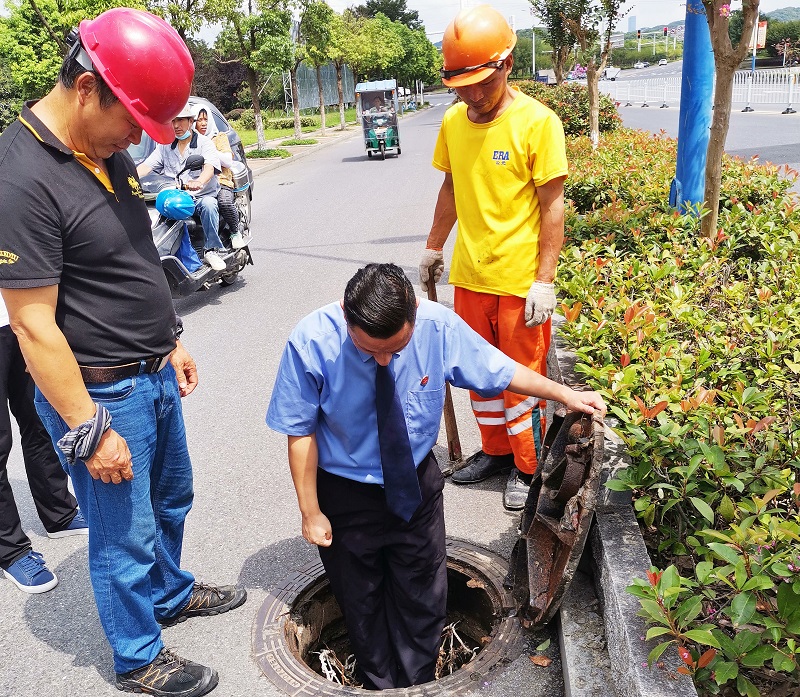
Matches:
[558,571,613,696]
[552,318,699,697]
[591,438,698,697]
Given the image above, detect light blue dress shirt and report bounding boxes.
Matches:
[266,299,517,485]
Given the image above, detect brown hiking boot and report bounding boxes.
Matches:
[158,582,247,628]
[115,648,218,696]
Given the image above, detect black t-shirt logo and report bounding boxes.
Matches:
[128,175,144,200]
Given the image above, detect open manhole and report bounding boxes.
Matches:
[253,539,526,696]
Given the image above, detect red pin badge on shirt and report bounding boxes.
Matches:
[420,375,429,386]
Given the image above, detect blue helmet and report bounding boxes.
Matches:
[155,189,195,220]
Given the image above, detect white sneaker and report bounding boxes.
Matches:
[229,232,245,250]
[204,249,226,271]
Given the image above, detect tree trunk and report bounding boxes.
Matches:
[290,65,302,138]
[336,62,346,131]
[700,0,760,238]
[586,62,600,149]
[246,66,267,150]
[587,41,611,151]
[554,46,570,85]
[701,63,736,239]
[316,66,326,136]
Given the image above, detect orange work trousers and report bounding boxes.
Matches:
[453,287,550,475]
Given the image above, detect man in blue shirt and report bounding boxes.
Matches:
[266,264,605,690]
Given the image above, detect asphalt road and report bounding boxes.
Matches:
[0,94,563,697]
[607,60,800,172]
[616,94,800,174]
[608,61,684,81]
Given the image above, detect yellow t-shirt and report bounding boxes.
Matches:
[432,92,568,297]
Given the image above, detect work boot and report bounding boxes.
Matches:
[503,468,532,511]
[451,450,514,484]
[159,582,247,627]
[116,648,218,697]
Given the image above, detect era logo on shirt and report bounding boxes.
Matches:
[492,150,510,165]
[0,250,18,265]
[128,175,144,199]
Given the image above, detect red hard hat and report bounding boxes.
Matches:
[79,8,194,144]
[442,5,516,88]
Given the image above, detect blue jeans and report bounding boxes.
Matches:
[34,363,195,674]
[195,195,223,251]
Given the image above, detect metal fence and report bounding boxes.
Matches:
[600,69,799,114]
[283,63,356,112]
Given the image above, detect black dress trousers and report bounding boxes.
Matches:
[316,452,448,690]
[0,325,78,568]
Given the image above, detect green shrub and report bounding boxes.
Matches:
[267,116,317,129]
[247,148,291,159]
[281,138,317,146]
[235,109,255,130]
[565,129,796,261]
[225,108,246,121]
[515,80,622,137]
[558,128,800,696]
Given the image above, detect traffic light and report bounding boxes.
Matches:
[637,29,641,39]
[663,27,668,36]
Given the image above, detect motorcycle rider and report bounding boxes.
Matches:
[193,105,244,250]
[137,105,227,271]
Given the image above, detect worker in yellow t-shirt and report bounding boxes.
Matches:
[419,4,568,511]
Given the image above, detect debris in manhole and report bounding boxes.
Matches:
[466,578,485,589]
[316,648,361,687]
[315,622,481,686]
[436,622,479,679]
[255,543,527,695]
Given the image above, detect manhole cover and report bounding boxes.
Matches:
[253,539,526,695]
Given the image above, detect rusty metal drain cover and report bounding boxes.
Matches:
[253,539,526,696]
[506,410,605,628]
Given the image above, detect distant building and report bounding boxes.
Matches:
[628,16,637,33]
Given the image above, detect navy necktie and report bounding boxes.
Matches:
[375,363,422,522]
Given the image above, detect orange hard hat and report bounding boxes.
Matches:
[441,5,517,88]
[77,8,194,144]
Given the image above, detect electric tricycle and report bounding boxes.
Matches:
[355,80,401,160]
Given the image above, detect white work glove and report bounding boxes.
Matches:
[525,281,557,327]
[419,248,445,292]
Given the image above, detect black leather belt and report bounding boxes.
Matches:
[79,355,171,383]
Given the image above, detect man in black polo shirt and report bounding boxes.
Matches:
[0,9,244,697]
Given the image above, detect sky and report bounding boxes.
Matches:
[323,1,797,37]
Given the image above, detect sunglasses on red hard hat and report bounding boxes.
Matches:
[66,29,96,74]
[441,59,505,81]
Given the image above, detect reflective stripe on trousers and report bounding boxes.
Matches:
[454,287,550,474]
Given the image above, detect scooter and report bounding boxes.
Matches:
[139,154,253,297]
